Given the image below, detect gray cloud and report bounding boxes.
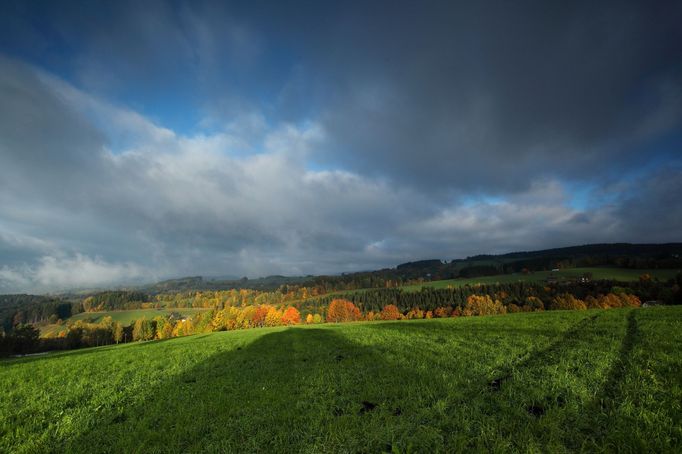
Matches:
[300,1,682,193]
[0,2,681,292]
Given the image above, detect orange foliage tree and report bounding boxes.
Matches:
[326,299,362,323]
[253,305,270,327]
[281,307,301,325]
[380,304,401,320]
[434,307,452,318]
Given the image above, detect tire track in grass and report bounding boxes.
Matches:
[449,311,612,451]
[578,309,639,449]
[460,310,632,452]
[486,312,603,393]
[595,309,638,408]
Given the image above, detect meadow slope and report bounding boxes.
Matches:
[2,307,681,452]
[398,267,679,292]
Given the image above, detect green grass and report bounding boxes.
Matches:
[68,308,209,325]
[400,267,680,292]
[2,307,681,452]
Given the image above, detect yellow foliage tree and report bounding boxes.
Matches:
[463,295,507,316]
[264,307,283,327]
[550,293,587,311]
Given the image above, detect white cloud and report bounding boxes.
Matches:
[0,254,152,293]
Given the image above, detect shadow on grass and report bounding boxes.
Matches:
[1,343,128,366]
[2,334,223,367]
[39,311,640,453]
[61,327,449,453]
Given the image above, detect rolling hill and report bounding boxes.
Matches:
[1,307,680,452]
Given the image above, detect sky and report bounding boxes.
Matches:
[0,0,681,293]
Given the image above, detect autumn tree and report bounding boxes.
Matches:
[365,311,381,321]
[326,299,362,323]
[434,307,451,318]
[380,304,401,320]
[463,295,507,316]
[113,321,124,343]
[155,317,174,339]
[281,307,301,325]
[524,296,545,311]
[406,307,424,319]
[264,307,283,327]
[253,305,270,327]
[133,317,156,341]
[550,293,587,311]
[619,293,641,307]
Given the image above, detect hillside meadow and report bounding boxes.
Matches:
[314,267,678,298]
[2,306,681,453]
[399,267,679,292]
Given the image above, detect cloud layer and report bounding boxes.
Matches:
[0,1,680,292]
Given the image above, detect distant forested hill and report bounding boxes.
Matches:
[0,294,75,332]
[51,243,682,295]
[305,243,682,291]
[2,243,680,330]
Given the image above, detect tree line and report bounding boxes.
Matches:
[0,283,667,357]
[1,272,680,357]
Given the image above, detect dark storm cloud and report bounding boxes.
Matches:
[614,166,682,242]
[293,1,682,192]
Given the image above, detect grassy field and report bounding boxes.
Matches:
[2,306,681,452]
[399,267,680,292]
[39,308,210,337]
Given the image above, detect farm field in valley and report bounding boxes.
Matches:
[39,308,210,337]
[2,306,681,453]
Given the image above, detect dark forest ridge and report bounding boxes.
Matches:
[462,242,682,261]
